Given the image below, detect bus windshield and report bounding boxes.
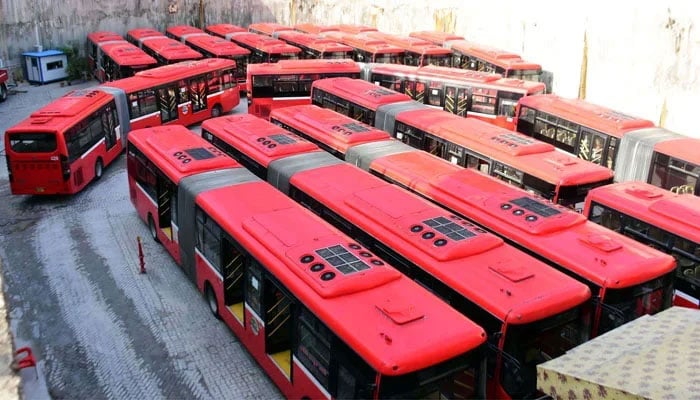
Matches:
[597,273,674,335]
[269,53,299,63]
[374,54,402,64]
[379,350,484,399]
[9,132,57,153]
[500,306,590,399]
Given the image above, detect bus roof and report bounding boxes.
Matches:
[165,25,207,41]
[328,24,378,34]
[294,23,340,34]
[185,35,250,57]
[99,42,157,67]
[126,28,165,41]
[275,31,353,54]
[409,30,465,45]
[204,23,248,39]
[324,32,406,55]
[653,137,700,165]
[367,151,676,288]
[202,115,322,167]
[312,77,412,109]
[6,89,115,134]
[128,125,241,183]
[364,32,453,56]
[104,59,236,93]
[518,94,655,137]
[270,105,392,155]
[228,32,302,54]
[198,181,487,375]
[141,37,203,61]
[291,162,591,323]
[395,109,615,186]
[586,181,700,244]
[248,22,295,36]
[447,40,542,70]
[87,31,124,43]
[247,59,359,75]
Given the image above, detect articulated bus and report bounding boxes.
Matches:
[4,59,240,196]
[165,25,207,42]
[138,36,203,65]
[225,32,301,64]
[204,23,248,40]
[323,31,404,64]
[361,63,545,128]
[274,31,354,60]
[516,94,700,196]
[363,31,453,67]
[202,114,593,399]
[127,125,489,399]
[247,59,360,119]
[310,78,611,208]
[126,28,167,48]
[248,22,295,36]
[93,42,158,82]
[410,31,543,83]
[584,181,700,309]
[268,103,677,338]
[294,23,340,35]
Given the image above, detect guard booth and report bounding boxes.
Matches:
[23,50,68,84]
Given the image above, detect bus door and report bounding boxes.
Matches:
[156,86,179,123]
[156,176,175,242]
[463,149,491,175]
[188,76,208,113]
[445,86,469,117]
[100,104,118,150]
[222,235,245,324]
[403,80,426,104]
[423,134,446,157]
[576,128,606,166]
[427,81,443,108]
[264,278,293,379]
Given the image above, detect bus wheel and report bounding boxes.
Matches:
[211,105,222,118]
[205,283,221,320]
[94,158,103,180]
[148,214,160,243]
[0,84,7,102]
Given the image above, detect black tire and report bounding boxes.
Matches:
[205,284,221,319]
[0,84,7,103]
[211,105,222,118]
[148,214,160,243]
[94,158,103,180]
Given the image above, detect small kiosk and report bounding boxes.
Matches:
[23,49,68,84]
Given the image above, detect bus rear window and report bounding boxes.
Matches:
[9,133,57,153]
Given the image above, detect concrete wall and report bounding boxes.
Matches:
[1,0,699,136]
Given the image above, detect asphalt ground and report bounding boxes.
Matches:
[0,80,282,400]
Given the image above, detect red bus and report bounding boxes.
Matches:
[362,63,545,128]
[410,31,543,83]
[274,31,354,59]
[268,103,677,337]
[0,66,8,102]
[103,58,240,129]
[293,23,340,35]
[584,181,700,308]
[5,88,128,195]
[248,22,295,36]
[328,24,378,34]
[247,59,360,119]
[363,31,453,67]
[204,23,248,40]
[515,95,700,196]
[86,31,126,76]
[323,31,404,64]
[93,42,157,82]
[225,32,301,64]
[138,37,203,65]
[202,114,593,400]
[127,125,490,399]
[310,78,611,209]
[125,28,166,48]
[165,25,207,42]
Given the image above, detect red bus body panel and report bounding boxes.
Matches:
[294,23,340,35]
[204,24,248,40]
[409,30,465,45]
[275,31,354,59]
[140,37,203,64]
[248,22,295,36]
[96,42,157,82]
[126,28,166,48]
[165,25,206,42]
